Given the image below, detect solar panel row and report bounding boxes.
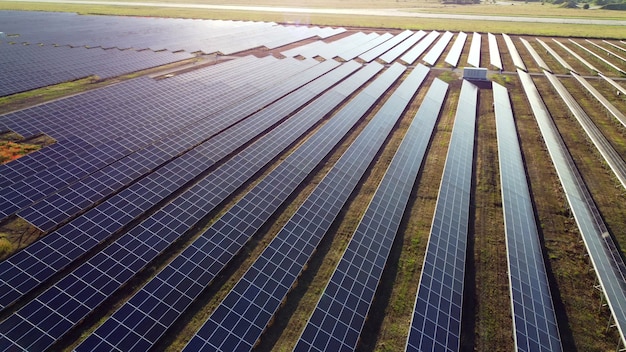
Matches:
[569,39,625,75]
[359,30,414,63]
[321,32,378,60]
[536,39,575,73]
[551,39,601,73]
[488,33,503,70]
[380,31,427,64]
[295,78,449,352]
[518,69,626,350]
[77,61,400,352]
[587,40,626,65]
[600,73,626,97]
[338,32,394,61]
[0,57,311,223]
[182,64,430,352]
[14,58,317,231]
[572,72,626,128]
[467,32,481,68]
[406,80,479,352]
[0,61,363,351]
[544,71,626,190]
[603,40,626,55]
[423,31,454,66]
[501,33,526,71]
[493,82,562,352]
[519,38,551,72]
[0,60,343,311]
[0,11,345,55]
[444,31,467,67]
[400,30,440,65]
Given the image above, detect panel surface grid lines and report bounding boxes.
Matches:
[543,70,626,190]
[400,30,440,65]
[75,61,395,352]
[423,31,454,66]
[519,38,550,73]
[0,61,364,352]
[517,69,626,348]
[182,64,431,352]
[444,32,468,67]
[379,31,426,64]
[551,39,601,73]
[535,38,575,72]
[572,72,626,128]
[502,33,526,71]
[295,78,449,352]
[467,32,481,68]
[488,33,503,70]
[405,80,478,352]
[0,59,344,314]
[358,30,413,63]
[493,82,562,352]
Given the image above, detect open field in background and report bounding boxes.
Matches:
[1,5,626,350]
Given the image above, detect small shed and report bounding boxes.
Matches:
[463,67,488,81]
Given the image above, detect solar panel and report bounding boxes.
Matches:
[493,82,562,352]
[183,64,430,352]
[0,61,363,351]
[319,32,376,60]
[551,39,601,73]
[603,40,626,55]
[406,80,478,352]
[359,30,414,63]
[467,32,481,68]
[600,73,626,97]
[400,31,440,65]
[423,31,454,66]
[570,39,625,75]
[535,38,575,72]
[295,78,449,352]
[0,60,344,312]
[76,62,404,352]
[573,73,626,128]
[518,69,626,350]
[502,33,526,71]
[586,40,626,65]
[338,32,394,61]
[444,32,467,67]
[488,33,503,70]
[544,71,626,190]
[380,31,426,64]
[519,37,551,72]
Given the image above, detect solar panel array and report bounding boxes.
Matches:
[400,31,440,65]
[0,44,194,96]
[536,38,575,72]
[338,32,394,61]
[467,32,481,67]
[488,33,503,70]
[586,40,626,65]
[380,31,427,64]
[183,64,431,351]
[572,72,626,128]
[544,70,626,190]
[423,31,454,66]
[359,30,414,63]
[0,59,343,311]
[444,31,467,67]
[0,61,363,351]
[502,33,526,71]
[295,78,449,352]
[77,61,406,352]
[406,80,478,352]
[519,38,551,72]
[493,82,562,352]
[518,69,626,349]
[0,10,345,54]
[569,39,625,75]
[603,40,626,55]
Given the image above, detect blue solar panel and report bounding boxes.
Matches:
[444,32,467,67]
[76,62,404,352]
[380,31,426,64]
[183,64,430,352]
[400,31,440,65]
[488,33,502,70]
[0,61,363,351]
[406,80,478,352]
[493,82,562,351]
[467,32,481,68]
[518,69,626,350]
[295,78,449,351]
[359,30,414,63]
[423,31,454,66]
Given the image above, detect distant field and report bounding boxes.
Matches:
[1,0,625,38]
